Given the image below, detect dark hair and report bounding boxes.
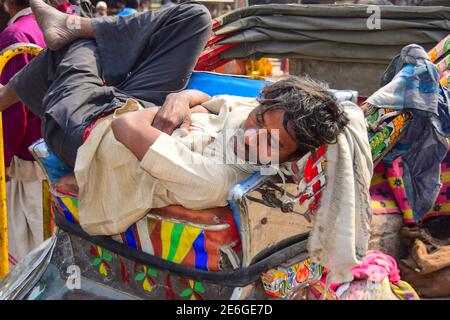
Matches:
[125,0,138,8]
[7,0,30,8]
[257,75,349,156]
[0,3,9,32]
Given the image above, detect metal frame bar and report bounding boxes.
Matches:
[0,43,42,280]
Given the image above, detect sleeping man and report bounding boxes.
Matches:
[0,0,351,235]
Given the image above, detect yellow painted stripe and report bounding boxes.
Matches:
[172,225,202,264]
[161,221,175,260]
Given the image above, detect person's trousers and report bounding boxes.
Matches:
[6,157,44,264]
[10,2,211,168]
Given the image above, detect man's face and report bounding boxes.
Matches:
[97,7,107,16]
[233,106,300,165]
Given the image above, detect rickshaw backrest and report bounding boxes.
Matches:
[187,71,358,103]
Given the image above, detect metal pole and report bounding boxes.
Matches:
[42,180,52,240]
[0,43,42,279]
[0,113,7,280]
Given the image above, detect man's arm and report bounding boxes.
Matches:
[111,107,162,161]
[152,89,211,135]
[112,90,211,160]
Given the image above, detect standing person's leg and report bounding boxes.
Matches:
[6,178,33,263]
[6,177,44,262]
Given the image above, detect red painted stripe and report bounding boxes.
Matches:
[133,224,142,251]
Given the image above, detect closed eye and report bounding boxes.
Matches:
[256,110,264,127]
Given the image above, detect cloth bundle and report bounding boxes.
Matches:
[366,44,450,222]
[399,217,450,298]
[350,250,400,284]
[336,250,419,300]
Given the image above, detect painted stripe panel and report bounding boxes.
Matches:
[61,197,79,221]
[172,225,202,264]
[57,197,75,223]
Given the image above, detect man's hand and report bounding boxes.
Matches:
[152,92,191,135]
[152,90,211,135]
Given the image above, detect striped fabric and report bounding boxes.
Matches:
[370,146,450,223]
[50,194,240,271]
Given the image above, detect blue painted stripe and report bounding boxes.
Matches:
[124,226,138,249]
[186,71,269,98]
[228,200,241,236]
[192,231,208,270]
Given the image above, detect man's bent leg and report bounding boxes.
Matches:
[41,39,127,168]
[92,2,211,95]
[11,40,126,168]
[28,1,211,100]
[9,48,64,117]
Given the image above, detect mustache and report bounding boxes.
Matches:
[228,127,281,165]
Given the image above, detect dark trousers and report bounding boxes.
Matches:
[10,2,211,168]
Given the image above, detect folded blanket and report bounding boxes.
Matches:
[308,101,373,284]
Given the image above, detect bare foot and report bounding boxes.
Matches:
[54,173,79,196]
[30,0,82,50]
